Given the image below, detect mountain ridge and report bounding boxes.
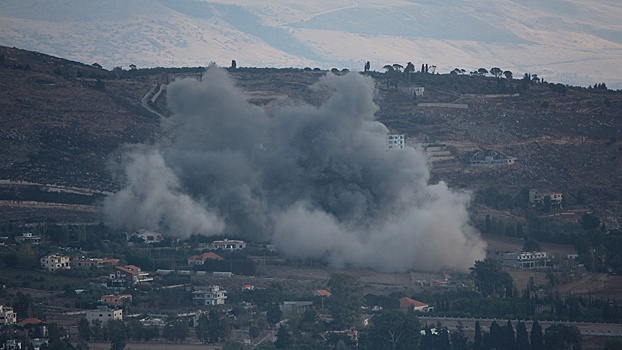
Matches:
[1,0,621,88]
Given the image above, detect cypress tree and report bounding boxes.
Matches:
[530,320,544,350]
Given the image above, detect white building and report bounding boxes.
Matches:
[16,232,41,244]
[529,189,563,208]
[86,306,123,325]
[0,305,17,326]
[387,134,405,149]
[129,229,163,244]
[40,255,71,272]
[192,285,227,306]
[503,251,549,268]
[209,239,246,251]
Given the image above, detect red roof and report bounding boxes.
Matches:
[116,266,138,276]
[190,252,224,261]
[316,289,332,297]
[18,318,44,327]
[399,297,428,309]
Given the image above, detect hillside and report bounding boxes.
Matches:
[0,0,621,88]
[1,46,621,228]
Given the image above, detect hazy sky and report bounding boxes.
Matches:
[1,0,621,88]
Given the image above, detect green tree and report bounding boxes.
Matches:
[516,320,529,350]
[108,319,127,350]
[16,244,38,268]
[605,337,622,350]
[328,272,363,328]
[473,320,483,350]
[544,324,581,350]
[523,237,542,252]
[490,67,502,78]
[223,340,244,350]
[196,314,209,343]
[531,320,544,350]
[266,303,283,326]
[274,325,293,349]
[470,259,513,297]
[366,311,421,350]
[126,319,144,341]
[77,318,91,341]
[503,70,513,80]
[162,317,189,342]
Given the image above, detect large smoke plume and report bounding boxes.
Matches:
[104,69,486,272]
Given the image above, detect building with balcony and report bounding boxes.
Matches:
[40,255,70,272]
[192,285,227,306]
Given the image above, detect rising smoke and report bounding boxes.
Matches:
[104,68,486,272]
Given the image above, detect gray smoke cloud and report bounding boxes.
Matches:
[104,68,486,272]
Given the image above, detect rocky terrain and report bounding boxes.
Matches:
[1,45,621,227]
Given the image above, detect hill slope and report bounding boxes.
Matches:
[1,46,621,227]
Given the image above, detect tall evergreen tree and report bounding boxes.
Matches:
[473,321,483,350]
[502,320,516,350]
[516,321,530,350]
[530,320,544,350]
[489,321,502,350]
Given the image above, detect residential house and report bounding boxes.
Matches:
[399,297,432,312]
[209,239,246,251]
[387,134,405,150]
[100,294,132,307]
[0,305,16,326]
[109,265,152,289]
[86,306,123,325]
[529,189,563,208]
[128,229,163,244]
[467,150,516,168]
[15,232,41,244]
[40,255,70,272]
[192,285,227,306]
[17,318,48,339]
[188,252,224,266]
[503,250,549,268]
[71,257,119,269]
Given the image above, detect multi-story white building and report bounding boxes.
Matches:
[387,134,405,149]
[529,189,563,208]
[40,255,71,272]
[192,285,227,306]
[503,251,549,268]
[86,306,123,325]
[109,265,152,289]
[0,305,17,326]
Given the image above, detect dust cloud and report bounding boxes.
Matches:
[104,68,486,272]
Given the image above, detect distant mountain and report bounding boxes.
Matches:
[0,0,621,88]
